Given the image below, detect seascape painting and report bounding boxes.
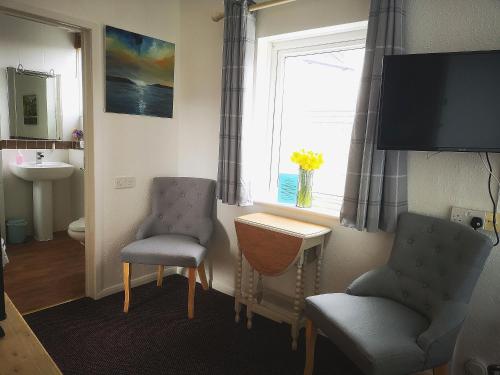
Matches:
[105,25,175,118]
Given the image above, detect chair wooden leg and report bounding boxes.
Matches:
[188,268,196,319]
[123,262,131,313]
[197,261,209,291]
[304,319,317,375]
[433,364,449,375]
[156,265,164,287]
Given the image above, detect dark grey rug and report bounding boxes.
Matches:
[25,275,362,375]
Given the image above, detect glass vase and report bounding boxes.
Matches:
[296,168,314,208]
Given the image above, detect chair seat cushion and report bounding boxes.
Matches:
[305,293,429,375]
[121,234,207,267]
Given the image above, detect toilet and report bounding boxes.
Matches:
[68,218,85,244]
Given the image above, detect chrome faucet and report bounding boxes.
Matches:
[36,151,44,165]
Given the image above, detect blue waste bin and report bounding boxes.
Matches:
[6,219,27,244]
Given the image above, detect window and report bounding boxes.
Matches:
[252,23,367,215]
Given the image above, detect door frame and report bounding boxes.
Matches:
[0,0,99,298]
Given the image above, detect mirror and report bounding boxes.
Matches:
[7,67,62,140]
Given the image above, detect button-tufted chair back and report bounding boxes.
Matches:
[145,177,216,244]
[347,212,493,366]
[387,212,492,319]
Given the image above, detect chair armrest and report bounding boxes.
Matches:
[136,215,157,240]
[197,217,214,246]
[417,301,468,352]
[346,266,400,297]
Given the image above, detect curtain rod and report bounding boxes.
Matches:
[211,0,297,22]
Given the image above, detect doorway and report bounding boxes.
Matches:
[0,5,96,314]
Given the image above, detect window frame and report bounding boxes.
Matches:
[252,23,368,214]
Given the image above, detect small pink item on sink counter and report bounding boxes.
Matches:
[16,150,24,165]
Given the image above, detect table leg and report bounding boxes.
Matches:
[291,259,304,351]
[314,240,324,295]
[247,267,254,329]
[234,248,243,323]
[256,273,263,304]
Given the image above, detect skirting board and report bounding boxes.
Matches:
[211,279,235,297]
[96,266,178,299]
[95,264,241,301]
[176,266,235,296]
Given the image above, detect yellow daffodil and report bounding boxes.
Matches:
[290,149,324,171]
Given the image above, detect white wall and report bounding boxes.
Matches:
[177,0,500,298]
[177,0,395,296]
[2,0,182,293]
[0,13,81,141]
[406,0,500,219]
[4,0,498,298]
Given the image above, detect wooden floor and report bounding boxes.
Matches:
[3,231,85,314]
[0,294,62,374]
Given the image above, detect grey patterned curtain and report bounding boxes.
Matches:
[341,0,407,232]
[216,0,255,206]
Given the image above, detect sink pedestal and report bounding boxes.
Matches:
[33,181,54,241]
[10,161,74,242]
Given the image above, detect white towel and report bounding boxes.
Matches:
[1,238,8,267]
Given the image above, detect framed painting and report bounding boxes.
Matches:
[105,26,175,118]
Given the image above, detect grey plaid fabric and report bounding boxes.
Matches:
[341,0,408,233]
[216,0,255,206]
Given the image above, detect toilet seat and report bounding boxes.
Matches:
[68,218,85,244]
[69,218,85,232]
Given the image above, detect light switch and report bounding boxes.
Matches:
[114,176,136,189]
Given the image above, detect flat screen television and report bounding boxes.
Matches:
[377,50,500,152]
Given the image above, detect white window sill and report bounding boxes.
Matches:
[253,198,341,222]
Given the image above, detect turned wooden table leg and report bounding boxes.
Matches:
[256,273,263,304]
[314,241,324,295]
[247,266,254,329]
[292,259,304,351]
[235,248,243,323]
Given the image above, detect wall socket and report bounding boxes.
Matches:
[450,206,487,229]
[484,212,500,232]
[114,176,136,189]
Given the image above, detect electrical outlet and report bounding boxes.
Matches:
[484,212,500,232]
[450,206,486,229]
[114,176,136,189]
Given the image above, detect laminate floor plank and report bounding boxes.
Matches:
[3,231,85,314]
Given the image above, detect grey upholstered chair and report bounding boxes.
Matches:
[121,177,215,319]
[304,212,493,375]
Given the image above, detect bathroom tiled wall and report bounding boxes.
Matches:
[0,139,82,150]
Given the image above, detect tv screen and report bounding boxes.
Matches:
[377,50,500,152]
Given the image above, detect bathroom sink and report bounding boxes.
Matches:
[10,161,74,241]
[11,161,74,181]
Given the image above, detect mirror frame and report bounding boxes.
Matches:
[6,67,62,141]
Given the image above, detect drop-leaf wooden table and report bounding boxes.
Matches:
[234,213,331,350]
